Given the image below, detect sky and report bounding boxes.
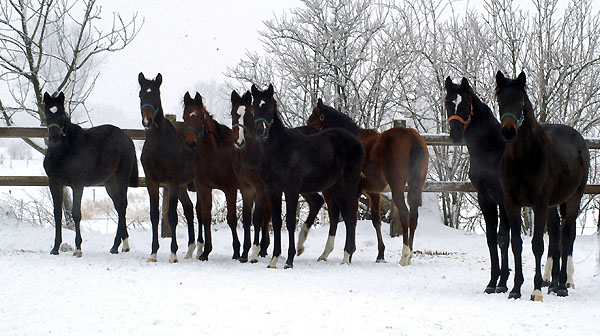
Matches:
[88,0,300,128]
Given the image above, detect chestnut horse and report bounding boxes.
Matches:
[307,99,429,265]
[44,92,138,257]
[495,71,589,300]
[251,84,365,269]
[138,73,197,263]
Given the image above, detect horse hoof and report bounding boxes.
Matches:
[317,257,327,262]
[508,292,521,300]
[530,290,543,302]
[495,286,508,294]
[259,251,268,258]
[169,259,178,264]
[250,259,258,264]
[198,255,209,261]
[147,257,157,263]
[50,249,59,255]
[484,287,495,294]
[232,254,240,260]
[557,289,569,297]
[296,248,304,256]
[567,283,575,289]
[541,280,551,287]
[399,259,411,266]
[122,247,130,253]
[267,264,277,269]
[284,264,293,269]
[73,250,82,258]
[376,259,386,263]
[239,257,248,264]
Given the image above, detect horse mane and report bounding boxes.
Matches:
[321,104,360,134]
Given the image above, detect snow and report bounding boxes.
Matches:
[1,187,599,335]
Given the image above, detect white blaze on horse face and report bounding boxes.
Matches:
[190,111,198,117]
[143,117,150,127]
[49,106,58,113]
[236,105,246,145]
[259,100,266,107]
[453,94,462,107]
[146,88,152,93]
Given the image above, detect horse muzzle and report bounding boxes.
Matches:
[501,126,517,143]
[448,122,465,143]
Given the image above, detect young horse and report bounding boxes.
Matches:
[495,71,589,300]
[138,73,197,263]
[230,90,328,263]
[251,84,365,269]
[306,99,429,265]
[43,92,138,256]
[444,77,511,293]
[183,92,248,261]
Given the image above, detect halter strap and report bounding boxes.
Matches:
[184,125,206,139]
[446,96,474,131]
[500,112,524,128]
[47,123,66,136]
[140,103,160,114]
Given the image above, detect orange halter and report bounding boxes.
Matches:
[447,96,474,131]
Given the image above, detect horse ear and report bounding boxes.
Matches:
[266,84,274,97]
[138,72,145,85]
[184,91,191,103]
[496,70,506,88]
[251,84,259,97]
[517,71,526,87]
[242,91,252,105]
[57,92,65,104]
[156,73,162,86]
[444,76,453,90]
[461,77,470,90]
[317,98,323,108]
[231,90,242,104]
[43,92,51,103]
[194,92,203,105]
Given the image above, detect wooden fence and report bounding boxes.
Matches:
[1,127,600,194]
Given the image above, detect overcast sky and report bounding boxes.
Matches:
[88,0,300,128]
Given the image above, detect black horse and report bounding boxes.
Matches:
[44,92,139,256]
[495,71,589,300]
[444,76,511,294]
[251,84,365,268]
[230,90,327,263]
[138,73,197,263]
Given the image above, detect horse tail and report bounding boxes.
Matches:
[129,158,139,187]
[407,133,428,208]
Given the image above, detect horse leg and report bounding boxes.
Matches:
[239,190,254,263]
[479,193,500,294]
[178,185,196,259]
[198,187,213,261]
[530,204,548,301]
[259,193,271,258]
[318,191,340,262]
[195,195,204,258]
[497,203,510,293]
[340,187,359,265]
[367,193,385,262]
[283,191,299,269]
[545,207,561,292]
[106,181,129,255]
[297,193,324,256]
[70,186,84,257]
[49,182,64,255]
[393,188,411,266]
[506,200,523,299]
[559,197,581,296]
[267,190,282,269]
[250,191,268,262]
[225,189,241,260]
[166,182,180,263]
[147,180,160,262]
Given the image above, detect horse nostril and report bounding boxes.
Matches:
[501,126,516,142]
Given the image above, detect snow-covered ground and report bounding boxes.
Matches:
[1,176,599,335]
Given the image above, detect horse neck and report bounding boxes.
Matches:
[508,94,547,153]
[464,96,500,141]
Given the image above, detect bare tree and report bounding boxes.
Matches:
[0,0,142,154]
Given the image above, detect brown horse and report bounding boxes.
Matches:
[183,91,257,262]
[307,99,429,265]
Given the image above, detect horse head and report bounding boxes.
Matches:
[250,84,276,141]
[495,71,527,143]
[307,98,332,130]
[43,91,68,145]
[183,91,214,148]
[138,72,164,129]
[444,76,474,143]
[230,90,253,149]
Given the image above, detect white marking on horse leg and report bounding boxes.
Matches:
[250,244,260,263]
[121,238,130,252]
[341,251,351,265]
[147,253,157,262]
[567,255,575,288]
[542,256,553,282]
[531,289,543,301]
[296,223,310,256]
[318,235,335,261]
[73,249,82,258]
[268,256,279,268]
[169,252,178,264]
[399,244,412,266]
[196,243,204,259]
[184,242,196,259]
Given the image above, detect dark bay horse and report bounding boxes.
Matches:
[43,92,138,256]
[231,90,328,263]
[444,76,511,293]
[138,73,197,263]
[307,99,428,265]
[495,71,589,300]
[251,84,365,269]
[182,92,248,261]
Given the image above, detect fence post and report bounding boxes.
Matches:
[393,119,407,128]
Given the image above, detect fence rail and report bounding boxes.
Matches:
[1,127,599,193]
